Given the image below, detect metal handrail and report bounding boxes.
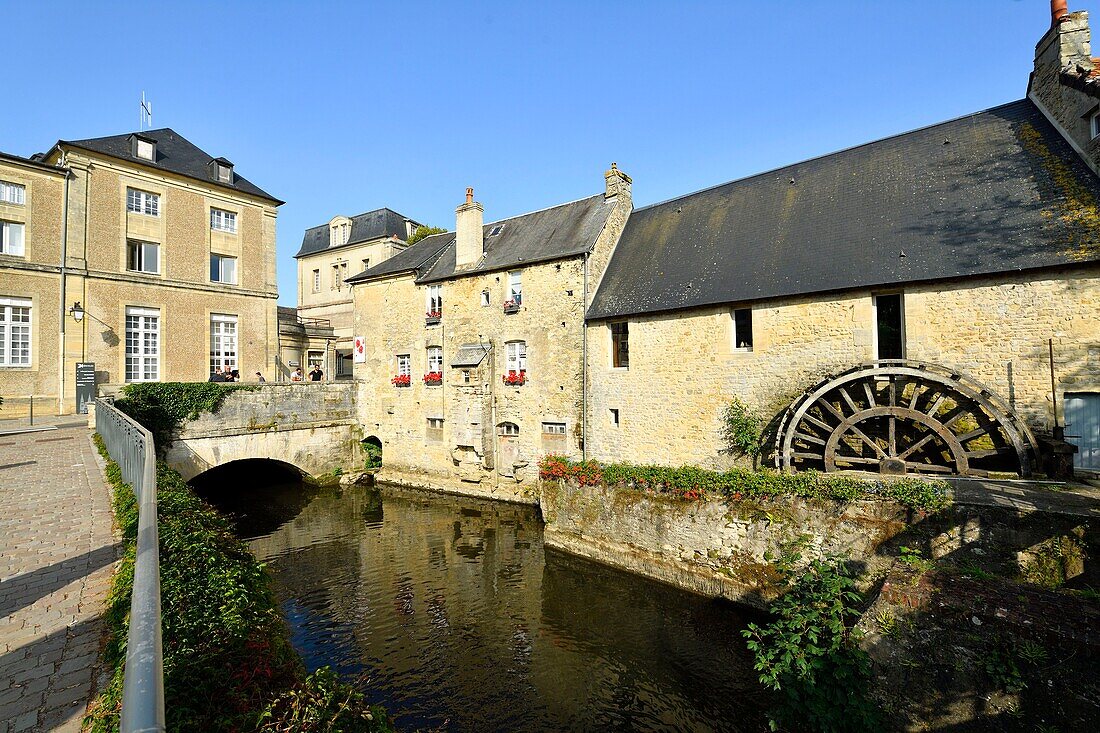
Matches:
[95,399,166,733]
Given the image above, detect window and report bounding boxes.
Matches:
[136,139,154,160]
[505,340,527,374]
[0,221,25,256]
[499,422,520,436]
[0,181,25,205]
[427,417,444,443]
[125,306,159,382]
[331,222,350,246]
[609,408,620,426]
[307,350,323,370]
[481,290,490,307]
[312,269,321,293]
[488,224,504,237]
[397,354,411,376]
[1092,110,1100,140]
[126,188,159,216]
[362,258,370,271]
[209,314,237,373]
[210,254,237,284]
[508,271,523,304]
[874,293,905,360]
[426,284,442,316]
[427,345,443,372]
[427,417,444,429]
[331,262,348,291]
[0,297,31,367]
[126,240,159,274]
[336,348,353,378]
[611,322,629,368]
[733,308,753,350]
[462,369,471,384]
[217,163,232,182]
[210,208,237,233]
[542,422,566,435]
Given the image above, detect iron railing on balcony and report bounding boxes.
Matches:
[95,399,166,733]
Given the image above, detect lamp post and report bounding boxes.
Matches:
[69,301,85,323]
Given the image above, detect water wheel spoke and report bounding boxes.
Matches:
[888,378,897,407]
[955,427,988,443]
[904,461,955,474]
[926,393,946,417]
[803,413,833,432]
[838,387,859,414]
[862,381,876,408]
[889,416,897,456]
[794,432,826,446]
[907,382,923,410]
[820,399,847,423]
[897,433,937,460]
[792,451,825,461]
[833,455,880,466]
[848,426,887,458]
[966,448,1012,459]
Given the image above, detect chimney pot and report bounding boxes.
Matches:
[466,187,474,204]
[1052,0,1069,25]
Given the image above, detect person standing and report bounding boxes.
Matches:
[309,365,324,382]
[290,367,304,382]
[255,372,266,383]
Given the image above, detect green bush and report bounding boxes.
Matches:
[743,555,881,732]
[720,396,763,458]
[538,455,951,511]
[114,382,256,451]
[88,435,393,733]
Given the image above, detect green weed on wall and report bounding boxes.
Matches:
[114,382,256,452]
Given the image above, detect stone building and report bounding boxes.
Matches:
[0,128,281,415]
[585,2,1100,476]
[348,167,632,499]
[293,208,422,379]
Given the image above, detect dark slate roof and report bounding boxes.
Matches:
[55,128,281,204]
[295,208,422,258]
[417,194,615,283]
[344,232,451,283]
[451,343,490,367]
[0,150,68,174]
[588,99,1100,320]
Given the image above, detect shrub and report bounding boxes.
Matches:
[114,382,255,452]
[743,555,881,732]
[720,396,763,458]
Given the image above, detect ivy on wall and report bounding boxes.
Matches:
[114,382,257,452]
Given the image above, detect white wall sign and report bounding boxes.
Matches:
[353,336,366,363]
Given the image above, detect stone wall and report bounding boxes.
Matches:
[585,266,1100,469]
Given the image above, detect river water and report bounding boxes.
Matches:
[195,467,768,732]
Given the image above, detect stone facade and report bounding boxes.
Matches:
[585,267,1100,469]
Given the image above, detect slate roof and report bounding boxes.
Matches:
[0,150,68,174]
[451,343,490,368]
[295,208,422,258]
[347,193,616,286]
[588,99,1100,320]
[54,128,281,204]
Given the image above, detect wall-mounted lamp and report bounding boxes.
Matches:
[69,301,85,322]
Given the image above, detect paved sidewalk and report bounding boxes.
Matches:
[0,426,118,732]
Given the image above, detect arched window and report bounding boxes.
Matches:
[498,422,520,436]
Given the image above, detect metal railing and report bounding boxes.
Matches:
[95,399,166,733]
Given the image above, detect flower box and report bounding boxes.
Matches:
[391,374,411,388]
[503,300,521,314]
[423,371,443,386]
[502,370,526,386]
[425,311,441,326]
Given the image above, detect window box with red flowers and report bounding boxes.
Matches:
[391,374,411,388]
[502,370,526,386]
[423,371,442,386]
[425,310,441,326]
[502,299,521,314]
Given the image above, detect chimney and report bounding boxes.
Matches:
[455,187,484,270]
[1052,0,1069,25]
[1035,3,1092,78]
[605,162,632,200]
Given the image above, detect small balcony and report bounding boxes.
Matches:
[502,370,527,387]
[503,299,521,315]
[391,374,411,388]
[425,310,441,326]
[423,371,443,387]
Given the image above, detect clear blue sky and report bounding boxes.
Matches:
[2,0,1053,305]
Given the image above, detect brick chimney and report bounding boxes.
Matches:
[455,187,484,270]
[604,162,632,200]
[1028,2,1100,174]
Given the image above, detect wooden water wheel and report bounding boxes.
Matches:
[775,361,1038,478]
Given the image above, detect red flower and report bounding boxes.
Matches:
[423,371,442,383]
[391,374,411,387]
[502,370,527,386]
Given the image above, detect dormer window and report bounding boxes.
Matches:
[210,157,234,183]
[1091,110,1100,140]
[329,217,351,247]
[131,134,156,161]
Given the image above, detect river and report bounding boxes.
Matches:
[194,465,768,732]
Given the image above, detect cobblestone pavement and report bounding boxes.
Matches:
[0,426,118,732]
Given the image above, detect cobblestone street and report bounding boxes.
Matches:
[0,425,117,733]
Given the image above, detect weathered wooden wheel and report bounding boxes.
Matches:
[775,361,1038,478]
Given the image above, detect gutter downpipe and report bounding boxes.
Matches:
[582,253,588,461]
[57,156,70,415]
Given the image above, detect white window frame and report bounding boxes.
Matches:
[126,239,159,274]
[481,289,490,307]
[508,270,523,304]
[0,181,26,205]
[542,422,566,435]
[0,296,32,367]
[427,284,443,315]
[307,350,324,369]
[397,354,411,377]
[427,417,444,430]
[210,208,237,234]
[126,188,159,217]
[505,340,527,373]
[1092,110,1100,140]
[209,313,238,374]
[426,345,443,372]
[0,221,25,256]
[499,422,520,436]
[125,306,160,383]
[210,253,237,284]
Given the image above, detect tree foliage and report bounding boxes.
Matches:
[407,225,447,245]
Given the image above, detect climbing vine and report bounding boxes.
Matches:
[115,382,256,452]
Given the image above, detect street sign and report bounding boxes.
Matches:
[76,362,96,414]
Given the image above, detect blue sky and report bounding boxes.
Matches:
[2,0,1052,305]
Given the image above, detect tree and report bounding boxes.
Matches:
[407,225,447,245]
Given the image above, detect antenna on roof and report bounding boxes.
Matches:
[140,92,152,130]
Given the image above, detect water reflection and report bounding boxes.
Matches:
[197,474,767,732]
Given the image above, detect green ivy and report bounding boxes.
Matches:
[539,455,952,511]
[720,396,763,458]
[743,554,881,732]
[87,435,393,733]
[115,382,256,452]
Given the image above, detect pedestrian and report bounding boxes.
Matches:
[309,365,324,382]
[209,368,226,382]
[255,371,266,383]
[291,367,304,382]
[222,367,235,383]
[230,369,240,382]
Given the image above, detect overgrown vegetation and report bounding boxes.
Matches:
[114,382,256,451]
[406,224,447,245]
[88,435,393,732]
[538,455,952,511]
[743,552,881,732]
[720,396,763,459]
[362,439,383,469]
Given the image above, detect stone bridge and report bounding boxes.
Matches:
[163,383,364,481]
